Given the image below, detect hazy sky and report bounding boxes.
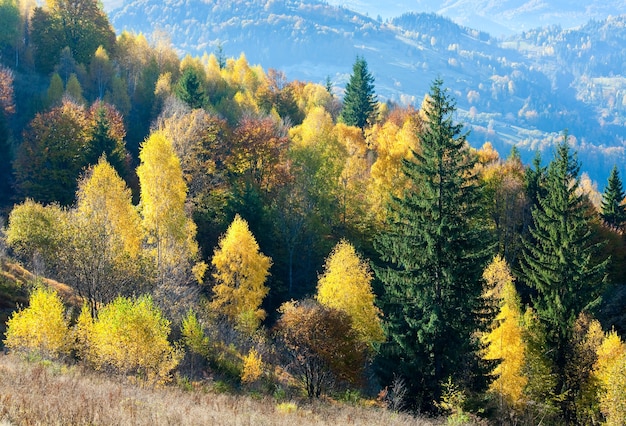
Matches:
[102,0,124,11]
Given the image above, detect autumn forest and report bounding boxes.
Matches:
[1,1,626,425]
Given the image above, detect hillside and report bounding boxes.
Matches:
[110,0,626,186]
[326,0,626,36]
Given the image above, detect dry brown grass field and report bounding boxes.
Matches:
[0,354,442,425]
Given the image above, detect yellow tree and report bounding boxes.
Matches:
[3,285,70,358]
[366,107,421,223]
[69,156,147,316]
[5,199,68,271]
[137,131,199,280]
[210,214,271,332]
[79,295,181,384]
[316,239,384,347]
[481,256,527,410]
[595,330,626,425]
[90,45,113,99]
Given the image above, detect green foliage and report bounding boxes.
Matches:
[374,78,493,411]
[30,0,115,73]
[181,308,208,357]
[3,285,70,358]
[340,56,377,130]
[29,6,65,74]
[0,0,20,55]
[85,101,128,178]
[175,66,207,109]
[46,73,64,107]
[81,295,181,383]
[519,134,607,419]
[601,165,626,231]
[436,378,471,425]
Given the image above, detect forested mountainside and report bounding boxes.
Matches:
[110,0,626,186]
[2,0,626,424]
[325,0,626,35]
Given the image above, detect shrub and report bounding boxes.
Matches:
[84,295,181,383]
[3,284,70,358]
[241,348,263,383]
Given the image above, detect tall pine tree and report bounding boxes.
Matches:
[600,165,626,231]
[374,79,493,411]
[519,135,607,420]
[340,56,377,130]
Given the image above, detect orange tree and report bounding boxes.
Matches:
[273,299,366,398]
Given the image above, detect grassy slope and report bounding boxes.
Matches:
[0,354,440,426]
[0,259,81,346]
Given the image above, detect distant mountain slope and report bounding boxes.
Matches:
[110,0,626,185]
[326,0,626,36]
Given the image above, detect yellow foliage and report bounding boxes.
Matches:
[297,82,334,113]
[73,303,93,358]
[154,72,173,99]
[86,295,181,384]
[481,257,527,409]
[276,402,298,414]
[241,348,264,383]
[4,285,70,358]
[482,254,514,301]
[210,215,271,330]
[476,142,500,167]
[289,106,335,148]
[595,330,626,425]
[367,114,420,222]
[316,240,384,347]
[137,131,199,271]
[77,157,143,259]
[5,199,69,263]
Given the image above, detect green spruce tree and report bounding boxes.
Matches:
[175,67,206,109]
[600,165,626,231]
[519,135,607,420]
[340,56,377,130]
[374,78,493,411]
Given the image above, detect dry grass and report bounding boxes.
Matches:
[1,260,79,305]
[0,354,441,426]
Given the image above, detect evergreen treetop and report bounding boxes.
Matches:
[601,165,626,231]
[340,56,377,130]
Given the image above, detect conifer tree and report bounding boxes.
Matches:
[600,165,626,231]
[374,78,492,411]
[340,56,377,130]
[519,135,607,420]
[175,66,206,109]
